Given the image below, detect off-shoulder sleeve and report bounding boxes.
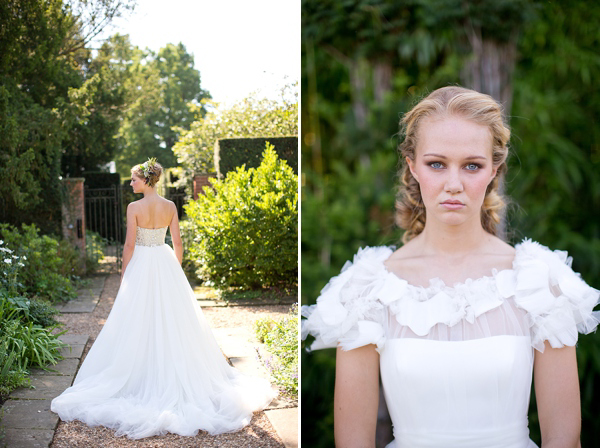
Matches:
[301,246,396,353]
[505,239,600,352]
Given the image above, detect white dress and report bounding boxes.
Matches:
[302,239,600,448]
[51,227,277,439]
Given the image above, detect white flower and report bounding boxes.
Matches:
[22,255,27,260]
[4,258,11,264]
[12,255,18,259]
[18,262,25,267]
[0,239,3,244]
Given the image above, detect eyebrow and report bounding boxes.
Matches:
[422,153,488,160]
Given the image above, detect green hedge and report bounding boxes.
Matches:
[185,144,298,290]
[215,136,298,177]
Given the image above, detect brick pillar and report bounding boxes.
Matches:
[192,173,217,200]
[61,178,86,272]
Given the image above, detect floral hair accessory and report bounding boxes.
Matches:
[139,157,158,179]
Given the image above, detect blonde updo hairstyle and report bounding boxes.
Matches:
[131,159,163,188]
[396,86,510,243]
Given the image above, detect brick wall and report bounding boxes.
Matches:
[192,173,217,200]
[61,178,86,272]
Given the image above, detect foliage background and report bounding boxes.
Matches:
[301,1,600,447]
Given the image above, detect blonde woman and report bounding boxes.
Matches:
[52,158,276,439]
[302,86,599,448]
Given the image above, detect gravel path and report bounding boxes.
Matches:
[51,273,293,447]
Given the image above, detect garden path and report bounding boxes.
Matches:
[2,259,297,447]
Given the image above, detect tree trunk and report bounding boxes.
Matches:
[462,28,518,240]
[350,58,369,130]
[374,60,393,105]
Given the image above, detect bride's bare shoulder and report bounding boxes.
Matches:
[486,235,516,257]
[386,237,422,262]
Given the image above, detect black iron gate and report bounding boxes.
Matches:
[84,185,124,272]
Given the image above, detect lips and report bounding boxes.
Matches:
[441,200,464,205]
[440,199,465,210]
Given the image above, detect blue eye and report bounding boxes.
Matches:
[429,162,444,169]
[465,163,481,171]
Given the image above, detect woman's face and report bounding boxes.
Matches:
[407,115,498,229]
[130,173,145,193]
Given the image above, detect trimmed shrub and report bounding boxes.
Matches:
[185,143,297,290]
[215,136,298,178]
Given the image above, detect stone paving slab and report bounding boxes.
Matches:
[29,358,80,377]
[264,408,298,448]
[230,356,270,380]
[0,334,89,447]
[1,428,55,448]
[53,299,98,313]
[57,343,85,359]
[197,299,224,307]
[53,276,106,313]
[212,327,257,358]
[55,334,89,361]
[57,334,89,346]
[10,375,74,400]
[1,399,57,430]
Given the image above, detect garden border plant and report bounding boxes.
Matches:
[254,304,298,398]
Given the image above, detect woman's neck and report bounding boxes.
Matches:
[417,218,491,257]
[142,188,159,199]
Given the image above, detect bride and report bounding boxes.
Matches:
[302,86,599,447]
[51,158,276,439]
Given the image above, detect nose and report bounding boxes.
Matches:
[444,168,464,194]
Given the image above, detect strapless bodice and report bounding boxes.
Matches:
[135,227,167,247]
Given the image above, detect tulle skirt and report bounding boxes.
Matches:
[51,244,276,439]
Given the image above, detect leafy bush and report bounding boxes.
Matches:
[254,304,298,396]
[3,295,61,329]
[0,342,30,399]
[185,144,298,290]
[86,229,106,272]
[1,319,65,371]
[0,295,64,400]
[0,223,79,302]
[179,219,200,283]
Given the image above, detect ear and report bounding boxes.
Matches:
[406,156,419,182]
[489,165,498,183]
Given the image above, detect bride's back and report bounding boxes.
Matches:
[133,196,175,229]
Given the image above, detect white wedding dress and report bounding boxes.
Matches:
[302,239,600,448]
[51,226,277,439]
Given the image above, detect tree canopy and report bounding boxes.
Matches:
[173,83,298,178]
[0,0,212,232]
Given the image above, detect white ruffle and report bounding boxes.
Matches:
[302,239,600,353]
[503,239,600,352]
[302,246,393,352]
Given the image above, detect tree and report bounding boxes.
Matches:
[173,83,298,179]
[90,38,210,176]
[0,0,136,232]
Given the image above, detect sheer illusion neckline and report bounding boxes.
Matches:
[380,248,519,292]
